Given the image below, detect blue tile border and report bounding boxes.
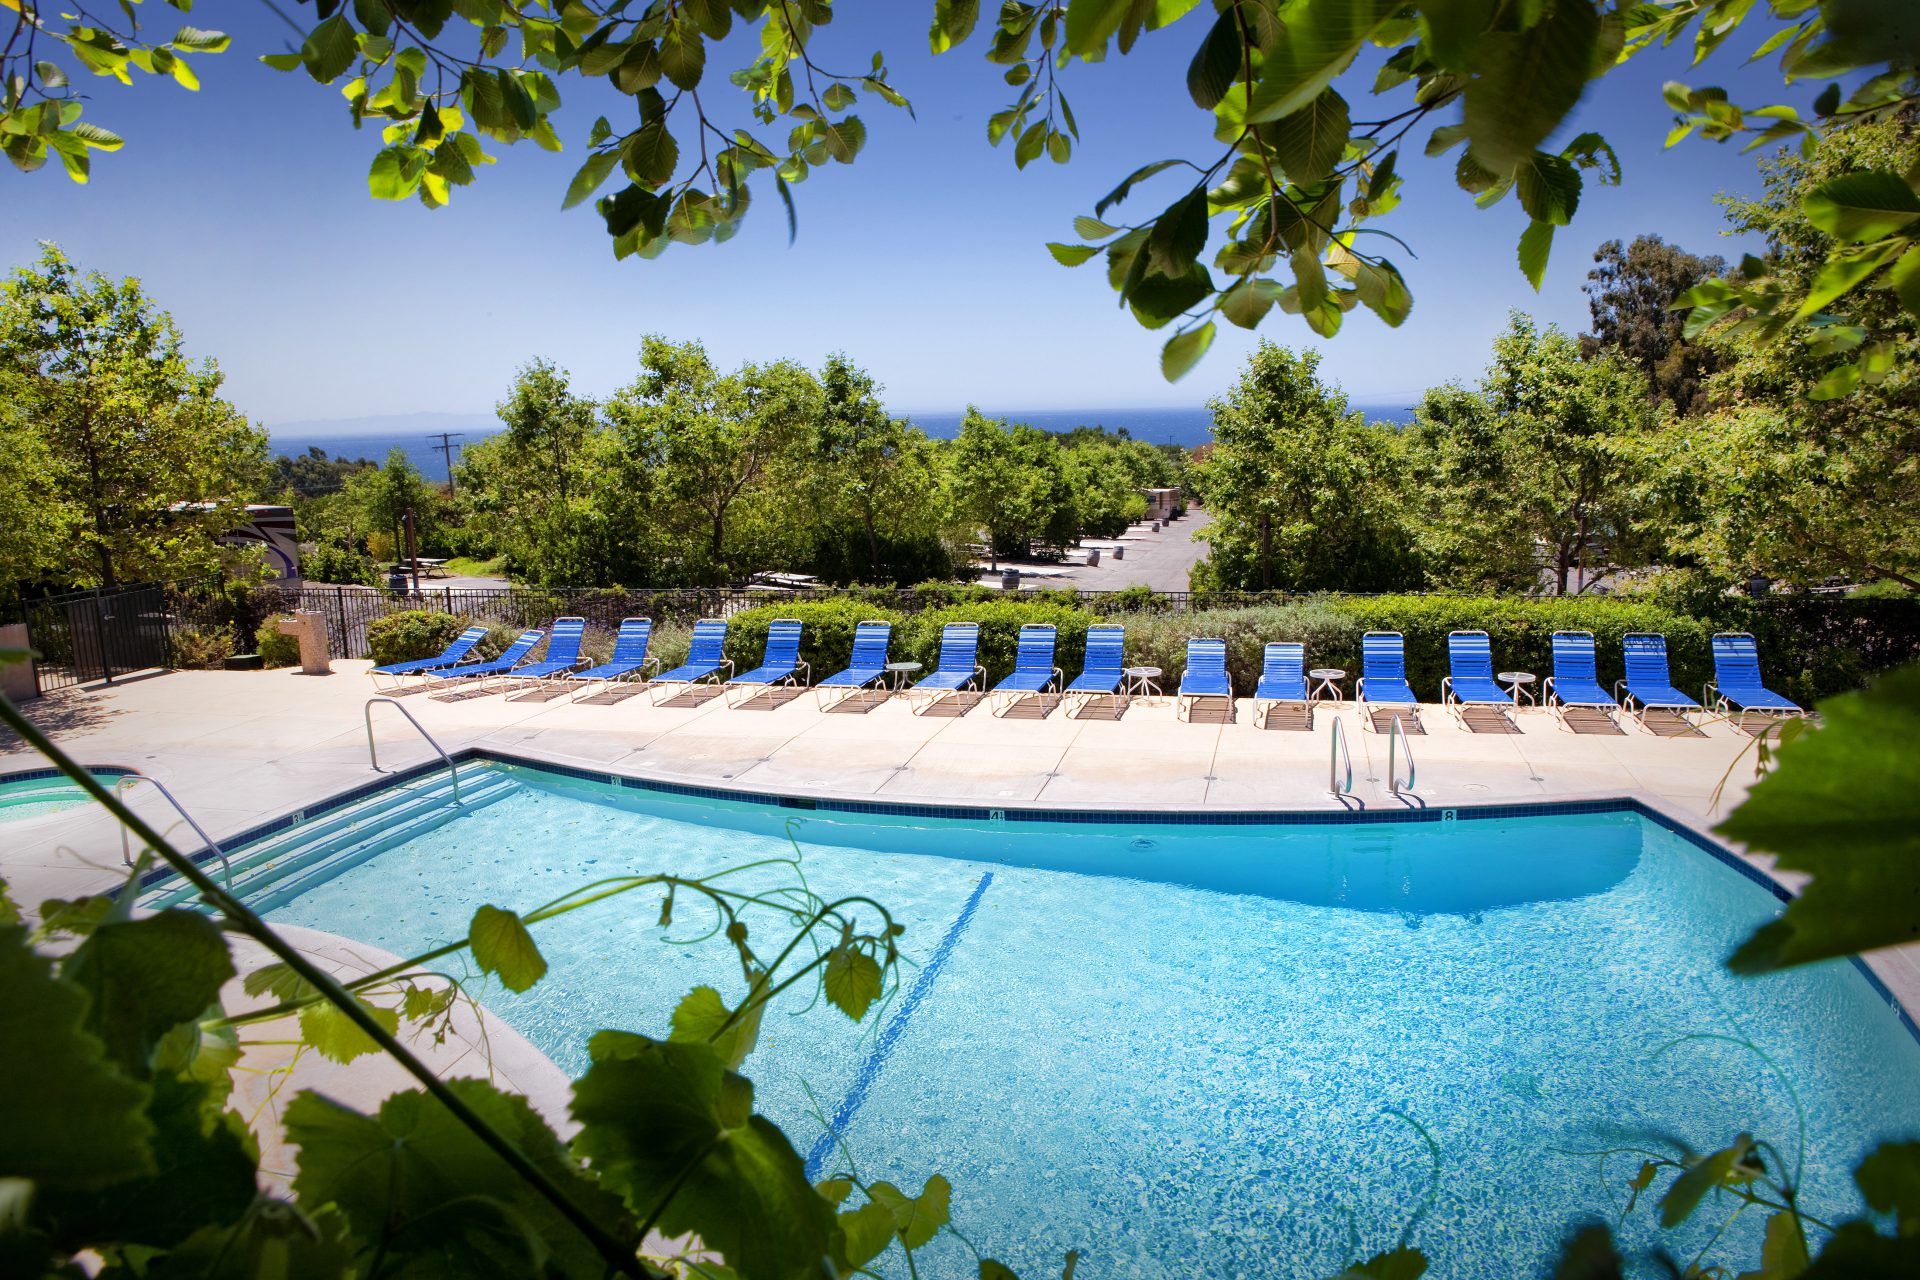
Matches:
[803,872,995,1180]
[1,764,135,786]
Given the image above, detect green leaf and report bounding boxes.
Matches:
[1161,321,1216,381]
[1096,158,1184,217]
[822,945,883,1021]
[1074,215,1120,239]
[1064,0,1130,57]
[1808,361,1863,400]
[69,122,125,151]
[1856,1141,1920,1232]
[1462,0,1601,172]
[930,0,981,54]
[1516,152,1581,225]
[823,83,856,112]
[469,904,548,993]
[1517,218,1554,289]
[571,1033,833,1277]
[1188,8,1242,111]
[0,923,154,1189]
[1247,0,1402,124]
[1735,1210,1809,1280]
[1417,0,1497,72]
[564,149,620,208]
[301,14,358,84]
[1267,88,1350,187]
[1218,277,1275,328]
[1722,668,1920,969]
[289,1079,625,1278]
[822,116,867,163]
[870,1174,951,1249]
[299,995,400,1063]
[1014,119,1047,169]
[171,26,230,53]
[1802,171,1920,243]
[1661,1138,1753,1227]
[660,22,706,91]
[1553,1223,1620,1280]
[669,983,762,1069]
[1334,1246,1429,1279]
[61,910,234,1077]
[1889,243,1920,317]
[1147,188,1210,275]
[1795,241,1903,318]
[1048,242,1101,266]
[367,145,423,199]
[839,1199,896,1267]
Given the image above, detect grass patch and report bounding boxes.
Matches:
[444,555,508,578]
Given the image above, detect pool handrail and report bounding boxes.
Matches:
[116,772,232,889]
[1387,713,1417,798]
[1328,714,1353,797]
[365,696,461,805]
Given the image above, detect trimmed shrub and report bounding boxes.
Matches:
[897,600,1096,685]
[169,624,233,670]
[256,615,300,668]
[304,540,380,586]
[722,599,909,679]
[366,610,467,668]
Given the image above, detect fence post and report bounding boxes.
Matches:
[335,586,349,659]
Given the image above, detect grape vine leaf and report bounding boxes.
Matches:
[469,904,549,993]
[571,1031,831,1279]
[60,911,234,1078]
[1719,665,1920,972]
[0,924,154,1188]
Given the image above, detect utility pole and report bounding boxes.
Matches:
[428,431,464,495]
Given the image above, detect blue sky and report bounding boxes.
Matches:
[5,5,1806,428]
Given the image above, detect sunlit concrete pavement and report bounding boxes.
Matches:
[4,663,1912,1014]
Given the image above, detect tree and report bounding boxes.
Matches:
[1581,235,1727,415]
[944,412,1076,568]
[6,3,1915,383]
[1648,112,1920,591]
[345,449,439,568]
[0,244,267,588]
[605,337,820,584]
[804,356,953,584]
[486,359,601,586]
[1407,314,1657,596]
[1192,343,1419,592]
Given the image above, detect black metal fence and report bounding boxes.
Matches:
[22,584,175,692]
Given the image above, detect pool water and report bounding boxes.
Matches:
[262,764,1920,1279]
[0,767,131,822]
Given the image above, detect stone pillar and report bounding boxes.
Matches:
[275,611,333,675]
[0,622,35,701]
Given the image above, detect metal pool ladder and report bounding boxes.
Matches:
[1328,715,1354,797]
[364,696,462,804]
[116,773,233,889]
[1387,714,1417,798]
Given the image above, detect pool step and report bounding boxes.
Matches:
[141,769,521,913]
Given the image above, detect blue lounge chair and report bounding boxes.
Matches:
[650,619,733,705]
[368,624,488,690]
[1543,630,1619,726]
[815,620,893,710]
[1177,637,1231,721]
[1253,642,1309,728]
[1357,631,1419,728]
[909,623,986,715]
[1706,632,1806,730]
[424,628,545,694]
[1065,624,1126,713]
[1617,632,1701,727]
[493,617,589,693]
[1441,629,1518,725]
[989,623,1062,716]
[563,618,657,701]
[726,618,808,707]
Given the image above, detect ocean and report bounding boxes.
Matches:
[269,402,1417,472]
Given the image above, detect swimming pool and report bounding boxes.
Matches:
[194,760,1920,1278]
[0,766,132,822]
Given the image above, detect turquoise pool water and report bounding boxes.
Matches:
[0,767,130,822]
[261,764,1920,1278]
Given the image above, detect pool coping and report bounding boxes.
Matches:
[132,744,1920,1049]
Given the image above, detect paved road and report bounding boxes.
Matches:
[983,507,1213,593]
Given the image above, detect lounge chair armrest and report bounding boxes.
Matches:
[722,659,735,679]
[1051,667,1063,692]
[644,655,661,676]
[797,659,810,683]
[1440,676,1454,705]
[973,665,986,690]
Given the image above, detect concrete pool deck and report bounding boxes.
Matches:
[3,662,1914,1018]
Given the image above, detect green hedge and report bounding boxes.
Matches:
[897,601,1095,685]
[366,610,468,667]
[255,615,301,668]
[721,600,908,679]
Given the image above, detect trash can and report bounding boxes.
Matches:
[1086,547,1101,566]
[275,610,333,675]
[1112,545,1125,560]
[1001,569,1021,591]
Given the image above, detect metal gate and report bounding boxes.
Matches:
[25,584,174,693]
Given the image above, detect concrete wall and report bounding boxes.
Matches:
[0,622,36,701]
